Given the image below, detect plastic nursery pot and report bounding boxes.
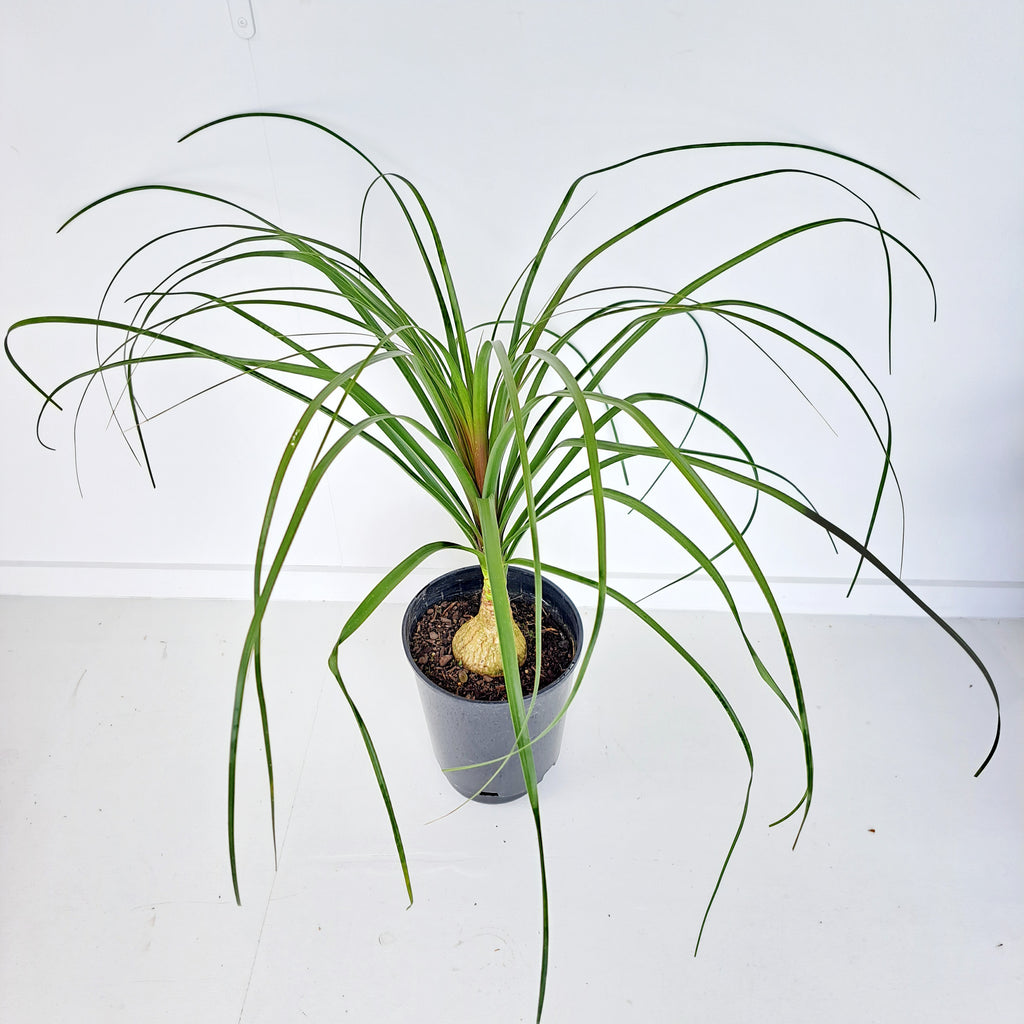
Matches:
[402,565,583,803]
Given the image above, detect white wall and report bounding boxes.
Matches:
[2,0,1022,615]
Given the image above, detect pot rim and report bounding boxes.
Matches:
[401,564,584,709]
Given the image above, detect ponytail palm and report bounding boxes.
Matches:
[5,113,1000,1023]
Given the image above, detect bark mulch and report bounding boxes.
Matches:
[409,593,575,701]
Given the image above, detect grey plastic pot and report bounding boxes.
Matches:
[402,565,583,803]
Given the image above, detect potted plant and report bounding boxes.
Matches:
[5,112,1000,1022]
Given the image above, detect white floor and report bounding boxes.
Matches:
[1,597,1020,1023]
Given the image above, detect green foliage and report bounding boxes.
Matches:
[6,113,1000,1023]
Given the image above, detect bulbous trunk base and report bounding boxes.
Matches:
[451,590,526,677]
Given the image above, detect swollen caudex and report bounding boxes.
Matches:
[452,572,526,677]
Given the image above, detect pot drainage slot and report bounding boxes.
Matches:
[480,791,499,797]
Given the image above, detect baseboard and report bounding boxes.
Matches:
[1,560,1022,618]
